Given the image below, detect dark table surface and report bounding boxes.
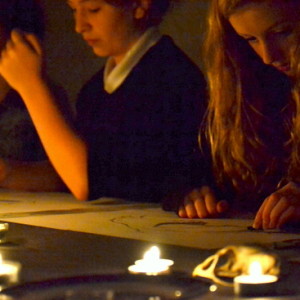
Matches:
[0,222,212,282]
[0,221,299,299]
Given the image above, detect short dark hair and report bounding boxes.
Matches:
[106,0,170,27]
[0,0,45,39]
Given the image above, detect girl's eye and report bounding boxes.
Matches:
[274,29,292,36]
[87,7,101,13]
[271,25,293,37]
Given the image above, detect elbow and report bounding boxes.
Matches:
[71,181,89,201]
[73,189,89,201]
[75,192,88,201]
[70,164,89,201]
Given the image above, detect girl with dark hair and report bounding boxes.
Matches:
[179,0,300,230]
[0,0,206,203]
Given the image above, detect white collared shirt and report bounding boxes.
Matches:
[104,27,162,94]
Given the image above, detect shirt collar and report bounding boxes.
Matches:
[104,27,162,94]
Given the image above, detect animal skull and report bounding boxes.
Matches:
[193,245,280,287]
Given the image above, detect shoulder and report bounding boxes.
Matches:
[136,35,206,86]
[147,36,201,69]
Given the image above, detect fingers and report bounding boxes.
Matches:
[3,30,25,54]
[0,29,43,92]
[253,194,282,229]
[204,187,218,216]
[269,196,290,228]
[10,30,42,54]
[182,198,199,218]
[177,187,228,219]
[194,197,209,218]
[24,33,42,55]
[253,189,300,229]
[217,200,229,214]
[262,194,281,229]
[1,30,41,58]
[0,38,15,60]
[183,187,211,218]
[10,29,24,43]
[277,206,295,228]
[178,205,187,218]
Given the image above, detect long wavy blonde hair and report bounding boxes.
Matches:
[204,0,300,194]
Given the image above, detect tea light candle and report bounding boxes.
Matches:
[0,255,21,288]
[234,261,278,297]
[128,246,174,275]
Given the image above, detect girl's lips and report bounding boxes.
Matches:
[85,39,98,46]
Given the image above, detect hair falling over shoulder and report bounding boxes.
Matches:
[203,0,296,190]
[288,43,300,182]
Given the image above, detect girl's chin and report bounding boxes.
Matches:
[90,46,108,58]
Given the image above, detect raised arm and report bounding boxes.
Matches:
[0,30,88,200]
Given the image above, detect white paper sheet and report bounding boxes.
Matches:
[0,190,299,249]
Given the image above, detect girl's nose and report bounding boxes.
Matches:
[259,41,279,65]
[74,11,90,34]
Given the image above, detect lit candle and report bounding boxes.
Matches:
[0,222,9,241]
[234,261,278,297]
[128,246,174,275]
[0,255,21,288]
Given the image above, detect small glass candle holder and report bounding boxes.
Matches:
[0,255,21,290]
[234,261,278,297]
[128,246,174,276]
[0,223,9,243]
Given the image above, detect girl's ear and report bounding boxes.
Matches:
[134,0,151,20]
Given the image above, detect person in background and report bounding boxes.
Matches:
[0,0,207,204]
[179,0,300,230]
[0,0,70,191]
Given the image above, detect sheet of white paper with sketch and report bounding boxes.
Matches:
[0,190,298,250]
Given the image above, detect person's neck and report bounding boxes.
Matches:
[113,29,147,65]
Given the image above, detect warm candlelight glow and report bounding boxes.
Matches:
[234,260,279,297]
[249,261,262,276]
[143,246,160,261]
[234,260,278,284]
[0,253,21,287]
[128,246,174,275]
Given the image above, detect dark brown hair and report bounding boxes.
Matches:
[106,0,171,26]
[0,0,45,40]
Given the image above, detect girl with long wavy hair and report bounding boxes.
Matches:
[179,0,300,230]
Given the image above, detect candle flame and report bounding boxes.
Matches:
[128,246,173,275]
[144,246,160,261]
[249,261,263,276]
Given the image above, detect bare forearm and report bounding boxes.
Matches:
[0,32,87,199]
[18,79,88,200]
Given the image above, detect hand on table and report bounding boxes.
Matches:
[253,182,300,229]
[0,29,43,93]
[178,186,229,218]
